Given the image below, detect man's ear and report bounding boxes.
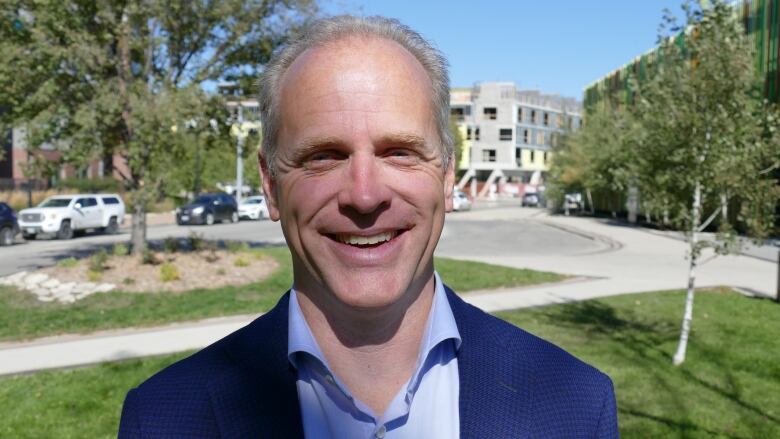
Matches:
[444,154,455,213]
[258,151,281,221]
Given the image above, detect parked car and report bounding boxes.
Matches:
[522,192,544,207]
[176,193,238,226]
[452,189,472,212]
[0,202,20,246]
[564,192,583,211]
[17,194,125,240]
[238,195,270,220]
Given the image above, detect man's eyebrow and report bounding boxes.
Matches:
[290,136,344,161]
[377,133,428,150]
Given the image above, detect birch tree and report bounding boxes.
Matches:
[0,0,316,255]
[634,0,780,365]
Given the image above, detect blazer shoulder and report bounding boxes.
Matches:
[447,285,610,383]
[119,293,292,438]
[447,287,618,437]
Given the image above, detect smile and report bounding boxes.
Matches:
[335,231,398,247]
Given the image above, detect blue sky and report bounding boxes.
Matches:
[322,0,687,100]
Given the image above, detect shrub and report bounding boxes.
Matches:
[234,256,249,267]
[87,270,102,282]
[57,257,78,268]
[112,243,129,257]
[141,249,160,265]
[163,237,179,253]
[56,177,120,193]
[226,241,249,253]
[187,231,205,251]
[88,250,108,272]
[121,277,135,285]
[159,263,181,282]
[216,268,226,276]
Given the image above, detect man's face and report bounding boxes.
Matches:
[261,37,455,312]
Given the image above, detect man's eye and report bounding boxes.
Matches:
[386,149,418,163]
[304,151,342,170]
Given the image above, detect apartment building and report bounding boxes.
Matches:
[451,82,582,197]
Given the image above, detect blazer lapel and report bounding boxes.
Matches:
[207,292,305,439]
[447,286,532,439]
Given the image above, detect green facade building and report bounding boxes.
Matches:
[585,0,780,109]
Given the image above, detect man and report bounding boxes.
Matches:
[119,16,618,438]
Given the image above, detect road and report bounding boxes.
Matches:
[0,205,601,276]
[1,204,776,301]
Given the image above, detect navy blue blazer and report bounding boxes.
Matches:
[119,287,619,438]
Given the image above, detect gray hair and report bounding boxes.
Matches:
[258,15,453,176]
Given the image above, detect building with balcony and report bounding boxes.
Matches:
[451,82,582,197]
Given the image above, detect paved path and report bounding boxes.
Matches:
[1,208,776,376]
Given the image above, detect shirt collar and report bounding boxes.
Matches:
[287,271,461,370]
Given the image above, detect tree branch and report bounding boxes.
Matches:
[697,208,720,233]
[758,161,779,175]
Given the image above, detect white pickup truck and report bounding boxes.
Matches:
[18,194,125,240]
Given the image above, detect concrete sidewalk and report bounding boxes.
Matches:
[0,279,636,376]
[2,210,775,376]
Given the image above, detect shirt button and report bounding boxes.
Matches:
[375,425,386,439]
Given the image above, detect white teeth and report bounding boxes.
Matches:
[338,231,397,246]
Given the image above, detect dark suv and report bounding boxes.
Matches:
[176,193,238,226]
[0,202,19,246]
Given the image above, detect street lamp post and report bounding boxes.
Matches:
[235,103,244,207]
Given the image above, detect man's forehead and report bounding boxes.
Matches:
[278,36,433,103]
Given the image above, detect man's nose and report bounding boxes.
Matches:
[338,153,392,214]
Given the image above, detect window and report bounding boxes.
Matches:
[482,149,496,162]
[531,110,537,124]
[523,129,529,144]
[77,198,97,207]
[451,107,467,122]
[515,148,522,166]
[543,113,549,126]
[102,197,120,205]
[483,107,497,120]
[536,131,545,145]
[543,152,549,163]
[518,108,524,123]
[557,114,563,128]
[466,127,472,140]
[475,127,480,140]
[530,150,536,162]
[499,129,512,141]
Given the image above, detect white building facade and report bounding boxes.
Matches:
[451,82,582,197]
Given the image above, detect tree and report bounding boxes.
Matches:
[548,103,636,215]
[0,0,316,254]
[450,117,465,170]
[634,0,780,365]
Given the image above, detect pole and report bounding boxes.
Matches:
[236,103,244,207]
[776,250,780,303]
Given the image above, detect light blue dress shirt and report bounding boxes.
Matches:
[287,272,461,439]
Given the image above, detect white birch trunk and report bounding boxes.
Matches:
[673,181,701,366]
[586,189,595,215]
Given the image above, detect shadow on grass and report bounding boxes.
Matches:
[619,408,754,439]
[534,299,779,437]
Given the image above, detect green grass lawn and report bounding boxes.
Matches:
[1,289,777,438]
[498,289,780,438]
[0,249,562,342]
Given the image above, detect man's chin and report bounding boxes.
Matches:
[324,272,424,313]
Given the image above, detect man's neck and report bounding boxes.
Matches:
[294,276,436,417]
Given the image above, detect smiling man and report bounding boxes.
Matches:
[119,16,618,439]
